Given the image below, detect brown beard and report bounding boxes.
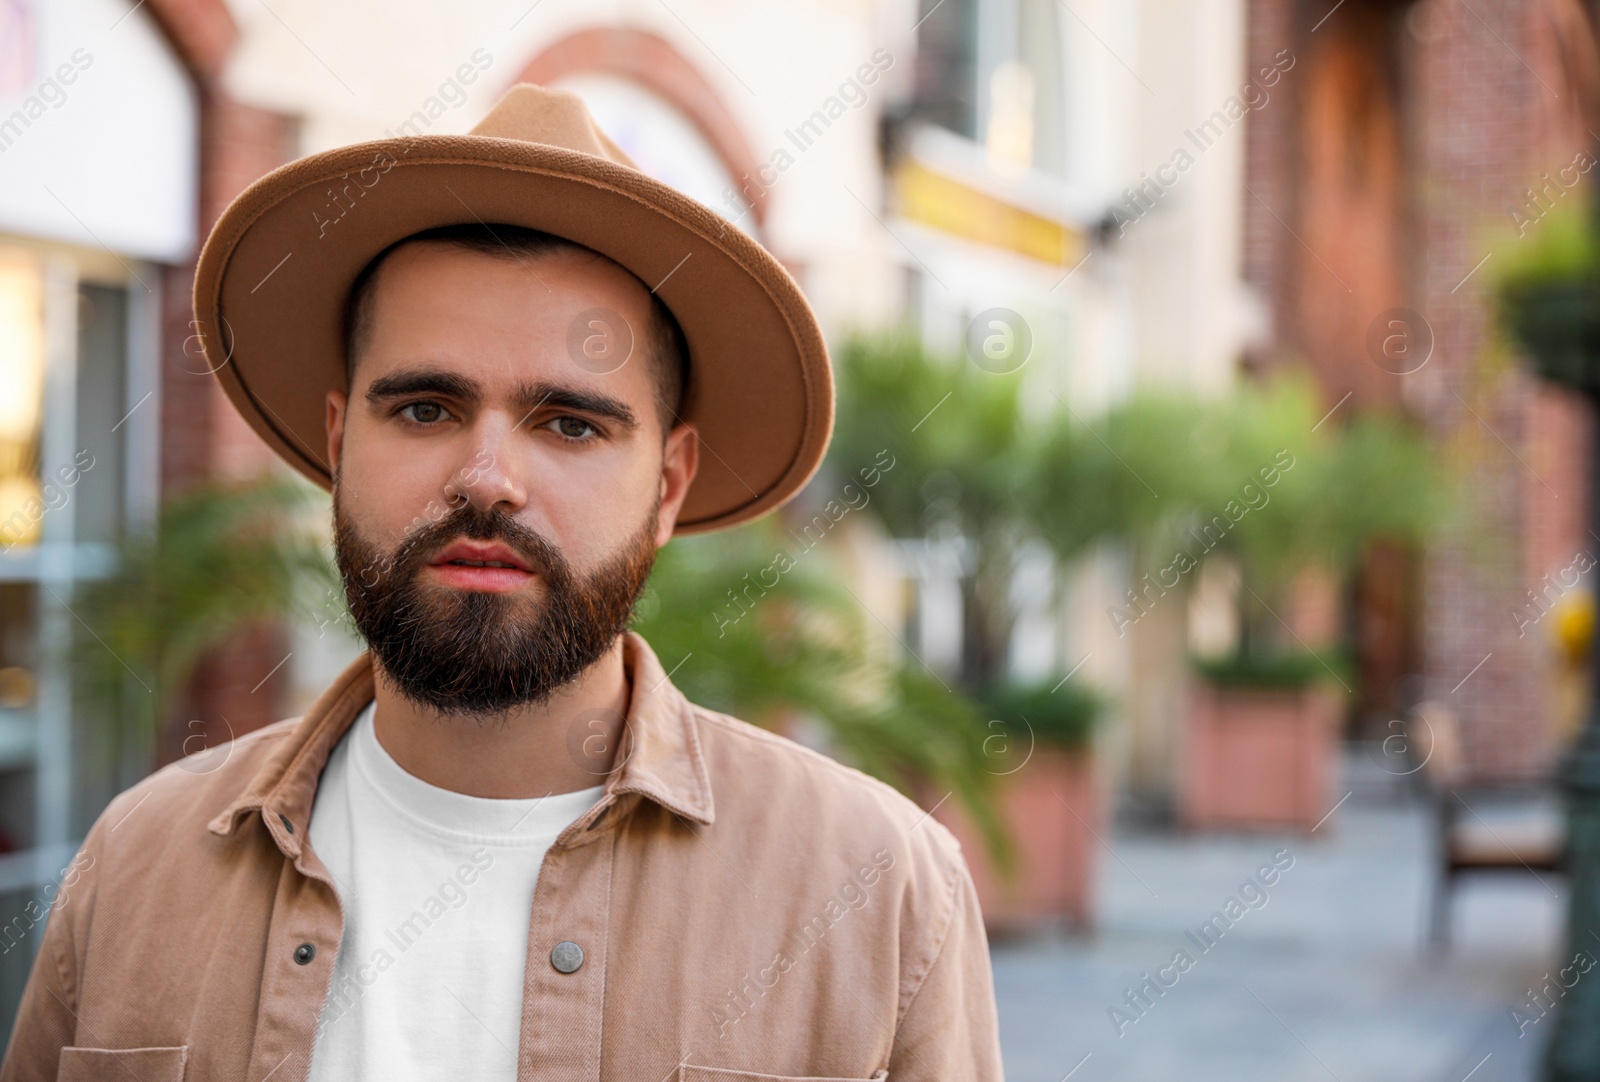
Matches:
[332,490,659,721]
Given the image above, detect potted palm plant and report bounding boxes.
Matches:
[823,331,1117,927]
[1180,649,1349,832]
[931,677,1105,932]
[1172,384,1440,831]
[1028,375,1439,830]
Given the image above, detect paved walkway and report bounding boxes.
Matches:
[991,751,1567,1082]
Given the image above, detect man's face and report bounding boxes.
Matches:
[324,242,699,717]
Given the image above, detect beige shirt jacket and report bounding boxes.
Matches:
[0,631,1005,1082]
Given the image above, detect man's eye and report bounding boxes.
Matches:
[400,401,449,425]
[550,416,597,441]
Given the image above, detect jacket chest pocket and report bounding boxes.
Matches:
[678,1066,887,1082]
[57,1044,189,1082]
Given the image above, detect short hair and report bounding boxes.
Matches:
[341,222,690,436]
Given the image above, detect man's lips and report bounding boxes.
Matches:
[429,539,534,572]
[426,540,537,592]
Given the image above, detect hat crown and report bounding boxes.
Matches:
[466,83,640,171]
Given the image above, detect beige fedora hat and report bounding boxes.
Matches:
[190,82,833,535]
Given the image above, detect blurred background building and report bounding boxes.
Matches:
[3,0,1600,1073]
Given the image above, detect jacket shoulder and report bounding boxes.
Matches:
[686,703,980,1030]
[688,704,968,873]
[89,717,303,843]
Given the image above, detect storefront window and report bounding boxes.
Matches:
[0,238,148,855]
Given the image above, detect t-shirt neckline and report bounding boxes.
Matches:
[348,698,606,845]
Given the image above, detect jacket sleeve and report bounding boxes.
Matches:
[887,850,1005,1080]
[0,834,98,1081]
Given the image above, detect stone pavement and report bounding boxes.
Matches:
[990,751,1568,1082]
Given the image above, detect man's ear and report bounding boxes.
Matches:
[326,390,348,482]
[654,422,699,547]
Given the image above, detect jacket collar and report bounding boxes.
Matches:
[207,630,715,856]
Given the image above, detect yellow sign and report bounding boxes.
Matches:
[891,159,1084,267]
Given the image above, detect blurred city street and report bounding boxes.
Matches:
[6,0,1600,1075]
[994,751,1564,1082]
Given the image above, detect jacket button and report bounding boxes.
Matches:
[550,941,584,973]
[280,814,295,835]
[294,942,316,965]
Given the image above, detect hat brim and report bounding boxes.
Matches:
[191,135,833,535]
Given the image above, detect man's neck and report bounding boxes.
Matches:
[369,638,628,799]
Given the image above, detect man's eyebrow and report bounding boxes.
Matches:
[523,385,638,431]
[364,367,638,431]
[365,367,482,404]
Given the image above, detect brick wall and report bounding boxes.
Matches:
[1245,0,1599,779]
[1410,0,1594,780]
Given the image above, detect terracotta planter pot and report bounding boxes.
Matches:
[932,746,1099,935]
[1179,681,1340,832]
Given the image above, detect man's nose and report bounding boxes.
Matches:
[441,418,526,513]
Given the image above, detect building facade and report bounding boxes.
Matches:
[1242,0,1600,780]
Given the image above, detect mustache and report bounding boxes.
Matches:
[374,500,566,587]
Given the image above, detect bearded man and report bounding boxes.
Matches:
[0,84,1003,1082]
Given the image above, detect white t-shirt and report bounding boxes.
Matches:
[306,698,604,1081]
